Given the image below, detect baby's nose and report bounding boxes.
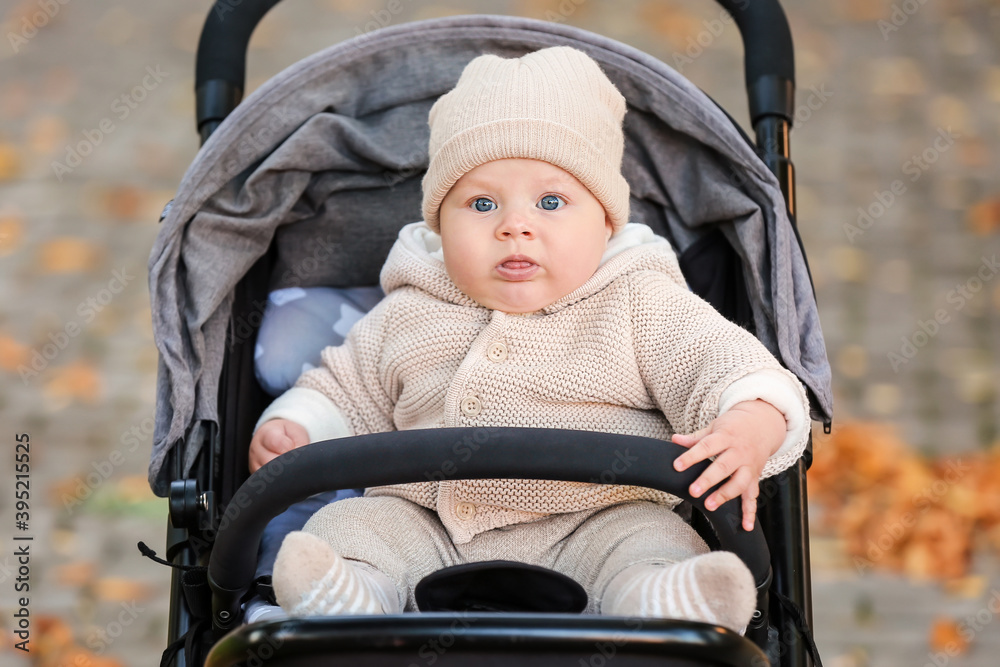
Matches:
[496,211,534,238]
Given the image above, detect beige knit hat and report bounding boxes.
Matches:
[421,46,630,234]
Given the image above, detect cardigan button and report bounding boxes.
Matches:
[460,396,482,417]
[456,502,477,520]
[487,341,508,362]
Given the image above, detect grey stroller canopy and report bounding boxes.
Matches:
[147,14,832,493]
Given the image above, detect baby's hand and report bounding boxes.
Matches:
[249,418,310,473]
[670,400,786,531]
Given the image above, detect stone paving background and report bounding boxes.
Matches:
[0,0,998,665]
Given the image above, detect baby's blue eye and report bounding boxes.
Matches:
[473,198,496,212]
[539,195,565,211]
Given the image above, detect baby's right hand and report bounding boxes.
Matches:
[249,419,310,473]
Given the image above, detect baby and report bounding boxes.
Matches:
[249,46,810,633]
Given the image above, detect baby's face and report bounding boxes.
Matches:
[439,159,612,313]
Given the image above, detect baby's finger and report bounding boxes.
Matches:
[263,430,295,456]
[699,463,752,509]
[671,425,711,448]
[741,491,758,531]
[248,445,274,473]
[674,432,725,474]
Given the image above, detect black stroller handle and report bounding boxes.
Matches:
[195,0,282,143]
[207,427,770,631]
[194,0,795,142]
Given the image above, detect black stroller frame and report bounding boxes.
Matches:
[156,1,825,665]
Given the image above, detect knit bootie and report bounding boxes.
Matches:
[272,531,400,616]
[600,551,757,633]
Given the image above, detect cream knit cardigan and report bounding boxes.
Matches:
[257,222,811,544]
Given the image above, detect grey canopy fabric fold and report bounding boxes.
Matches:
[147,14,832,494]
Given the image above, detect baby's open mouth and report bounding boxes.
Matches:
[496,256,539,280]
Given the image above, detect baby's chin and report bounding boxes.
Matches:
[464,288,553,314]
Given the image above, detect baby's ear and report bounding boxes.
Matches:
[605,216,613,241]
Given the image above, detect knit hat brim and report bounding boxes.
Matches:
[422,118,630,234]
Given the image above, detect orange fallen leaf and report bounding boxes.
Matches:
[810,421,999,580]
[37,237,104,274]
[929,617,969,655]
[0,334,30,371]
[967,198,1000,236]
[34,615,75,658]
[92,577,153,603]
[0,142,21,180]
[840,0,886,22]
[43,361,102,404]
[54,560,97,587]
[27,114,69,155]
[116,474,157,503]
[636,1,702,50]
[0,210,24,255]
[54,647,125,667]
[101,185,147,222]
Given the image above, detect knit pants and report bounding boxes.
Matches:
[299,496,709,613]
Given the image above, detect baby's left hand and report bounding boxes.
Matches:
[670,400,786,531]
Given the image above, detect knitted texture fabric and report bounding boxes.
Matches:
[294,222,811,544]
[300,496,709,614]
[421,46,630,234]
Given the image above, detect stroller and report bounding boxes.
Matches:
[146,0,833,665]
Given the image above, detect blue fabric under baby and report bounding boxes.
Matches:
[255,285,385,397]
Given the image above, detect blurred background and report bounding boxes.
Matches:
[0,0,998,665]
